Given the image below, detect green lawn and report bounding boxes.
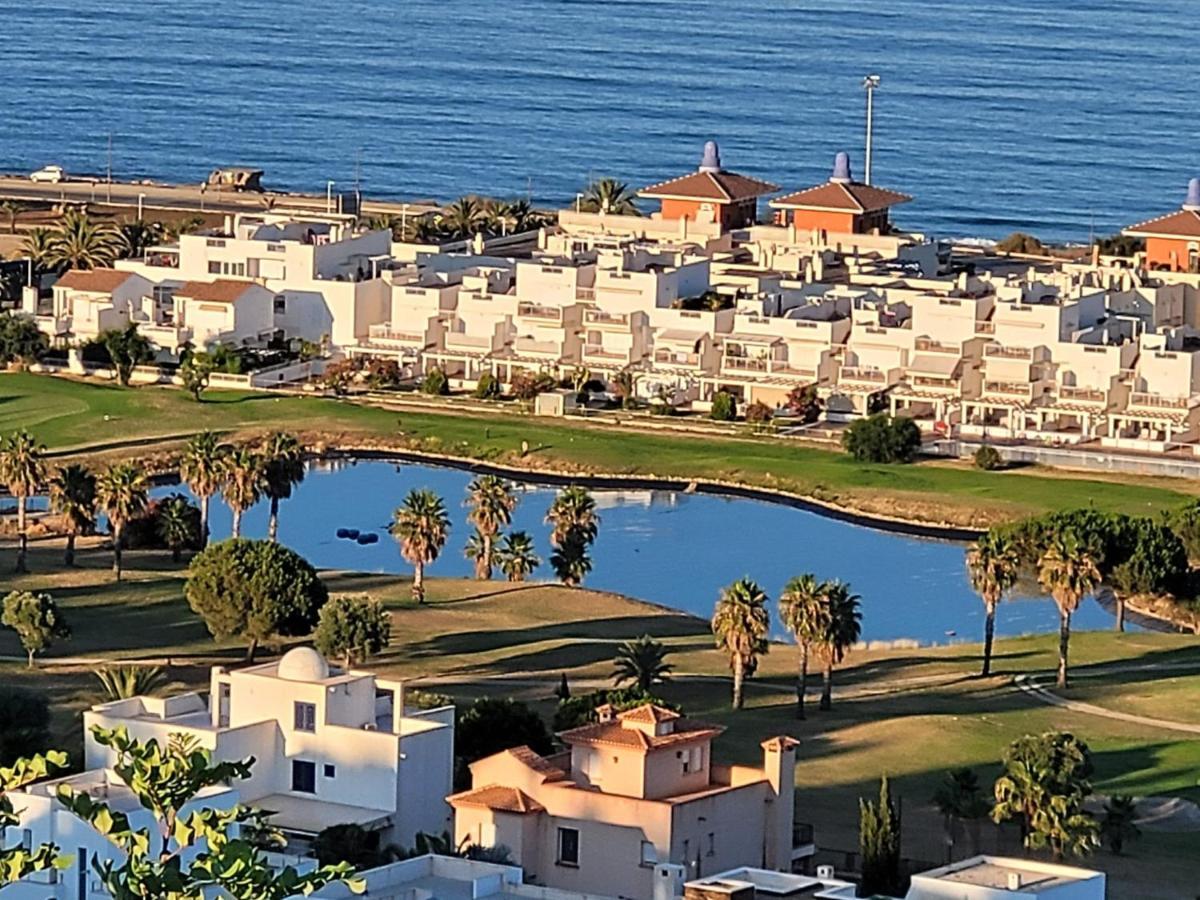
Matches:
[1,371,1195,528]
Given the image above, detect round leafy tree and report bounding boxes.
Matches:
[185,539,328,661]
[314,595,391,668]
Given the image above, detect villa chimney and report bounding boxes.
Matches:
[595,703,616,723]
[1007,872,1023,890]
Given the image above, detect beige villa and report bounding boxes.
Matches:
[448,705,807,900]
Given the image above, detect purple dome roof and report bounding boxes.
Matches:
[831,151,853,184]
[699,140,722,173]
[1185,177,1200,211]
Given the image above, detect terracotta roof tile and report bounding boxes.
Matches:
[639,170,780,203]
[503,746,568,781]
[55,268,136,293]
[559,715,724,750]
[617,704,681,725]
[1123,208,1200,239]
[770,181,912,213]
[447,784,545,815]
[174,279,258,304]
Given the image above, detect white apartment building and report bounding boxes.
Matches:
[905,856,1105,900]
[24,268,153,345]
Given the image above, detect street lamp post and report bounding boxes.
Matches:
[862,74,881,186]
[326,181,335,214]
[137,192,146,222]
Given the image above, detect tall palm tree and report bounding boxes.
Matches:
[157,494,197,563]
[0,430,47,573]
[966,532,1020,677]
[545,486,599,545]
[465,475,517,579]
[1,199,26,234]
[179,431,226,547]
[220,447,265,539]
[47,208,120,270]
[260,432,305,542]
[464,529,494,577]
[711,578,770,710]
[497,531,539,582]
[48,463,97,566]
[612,635,673,694]
[21,227,58,279]
[778,573,831,720]
[816,581,862,711]
[481,199,520,236]
[441,196,484,239]
[96,462,148,580]
[580,178,641,216]
[117,219,163,259]
[392,489,451,603]
[1038,532,1102,689]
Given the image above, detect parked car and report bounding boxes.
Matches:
[29,165,66,183]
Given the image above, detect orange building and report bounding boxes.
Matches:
[639,141,779,231]
[770,152,911,236]
[1123,178,1200,273]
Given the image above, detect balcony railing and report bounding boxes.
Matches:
[367,325,425,345]
[975,321,996,334]
[514,336,560,356]
[914,338,958,353]
[584,309,628,328]
[984,344,1032,360]
[840,366,886,384]
[444,331,491,350]
[911,375,957,390]
[984,380,1031,397]
[575,287,596,302]
[583,344,626,361]
[723,356,769,372]
[517,303,562,321]
[1058,386,1106,404]
[1130,392,1192,410]
[653,349,700,367]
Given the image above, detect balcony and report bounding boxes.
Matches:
[974,321,995,334]
[575,287,596,302]
[914,337,959,354]
[653,348,701,368]
[583,309,629,329]
[34,314,71,336]
[910,374,959,392]
[1129,391,1194,410]
[723,355,769,373]
[444,331,492,352]
[839,366,887,384]
[137,322,193,347]
[582,344,628,363]
[513,336,561,358]
[983,380,1032,397]
[1056,386,1107,406]
[366,324,426,347]
[984,344,1032,360]
[516,302,562,322]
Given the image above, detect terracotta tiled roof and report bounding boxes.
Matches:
[502,746,569,782]
[770,181,912,213]
[617,704,681,725]
[55,268,135,293]
[639,170,780,204]
[559,715,724,750]
[447,784,545,815]
[1123,208,1200,239]
[761,736,800,751]
[174,279,257,303]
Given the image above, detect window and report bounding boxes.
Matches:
[20,829,31,850]
[77,846,87,900]
[207,261,222,274]
[706,833,715,857]
[556,827,580,866]
[291,760,316,794]
[274,295,287,314]
[293,702,316,732]
[640,840,657,866]
[323,764,336,779]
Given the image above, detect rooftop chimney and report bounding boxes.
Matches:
[1006,871,1023,890]
[699,140,722,174]
[831,151,853,184]
[1184,177,1200,212]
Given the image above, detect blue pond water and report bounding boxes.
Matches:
[2,1,1198,242]
[154,459,1119,644]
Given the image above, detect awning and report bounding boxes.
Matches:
[255,793,393,836]
[908,354,959,377]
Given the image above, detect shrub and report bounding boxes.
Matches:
[974,445,1004,471]
[510,370,557,401]
[313,594,391,668]
[553,687,678,732]
[0,687,51,765]
[421,367,449,396]
[472,371,501,400]
[454,697,553,789]
[745,400,773,425]
[122,495,202,551]
[786,384,822,424]
[709,391,737,422]
[320,358,358,395]
[363,358,403,390]
[996,232,1046,255]
[0,313,48,366]
[842,414,922,463]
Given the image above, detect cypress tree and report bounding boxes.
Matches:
[858,776,907,897]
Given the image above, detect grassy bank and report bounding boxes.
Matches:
[2,544,1197,898]
[1,372,1196,528]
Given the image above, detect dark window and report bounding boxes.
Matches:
[294,702,316,732]
[556,827,580,866]
[77,846,87,898]
[324,764,336,779]
[292,760,316,794]
[207,261,221,274]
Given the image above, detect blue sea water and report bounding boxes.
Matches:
[1,0,1197,242]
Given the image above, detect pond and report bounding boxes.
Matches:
[155,458,1121,645]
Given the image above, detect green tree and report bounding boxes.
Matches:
[1109,519,1188,632]
[1,591,70,667]
[472,371,501,400]
[709,390,737,421]
[1038,532,1102,689]
[156,493,199,562]
[580,178,641,216]
[99,323,154,386]
[973,445,1004,471]
[117,218,163,259]
[21,227,58,281]
[441,196,485,238]
[546,486,599,545]
[391,489,451,603]
[778,573,831,720]
[260,432,305,543]
[497,531,540,582]
[48,462,96,566]
[711,578,770,710]
[550,529,592,586]
[0,199,26,234]
[842,414,922,463]
[179,431,226,547]
[465,475,517,579]
[220,446,265,539]
[185,538,329,661]
[816,580,862,711]
[0,313,49,366]
[611,635,673,693]
[966,532,1019,676]
[56,726,360,899]
[858,776,906,898]
[454,698,553,789]
[992,731,1099,860]
[932,767,989,862]
[47,208,121,270]
[94,665,168,701]
[0,749,68,884]
[1099,795,1141,855]
[0,429,46,573]
[179,350,215,401]
[421,367,449,396]
[96,461,148,580]
[510,370,556,401]
[464,530,494,578]
[314,595,392,668]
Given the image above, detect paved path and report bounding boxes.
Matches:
[1014,665,1200,735]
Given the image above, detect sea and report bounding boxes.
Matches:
[1,0,1197,243]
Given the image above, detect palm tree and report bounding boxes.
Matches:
[1,199,26,234]
[465,475,516,579]
[580,178,641,216]
[0,430,47,573]
[778,573,831,720]
[966,532,1020,677]
[497,531,539,582]
[612,635,673,693]
[1038,532,1102,689]
[48,463,97,566]
[179,431,226,547]
[47,208,120,270]
[545,486,599,545]
[117,219,163,259]
[21,227,58,279]
[156,494,197,563]
[1099,795,1141,855]
[96,462,148,580]
[441,196,484,239]
[711,578,770,710]
[481,199,520,236]
[816,580,862,711]
[220,446,265,539]
[392,489,451,603]
[260,432,305,542]
[932,767,990,862]
[95,664,168,700]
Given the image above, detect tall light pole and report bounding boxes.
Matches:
[137,192,146,222]
[326,180,335,214]
[863,74,881,186]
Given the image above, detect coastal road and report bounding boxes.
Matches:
[0,175,441,219]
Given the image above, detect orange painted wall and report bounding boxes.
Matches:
[660,198,718,224]
[1145,236,1199,272]
[787,209,858,235]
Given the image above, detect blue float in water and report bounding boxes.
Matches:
[346,529,360,540]
[356,532,379,545]
[335,528,350,539]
